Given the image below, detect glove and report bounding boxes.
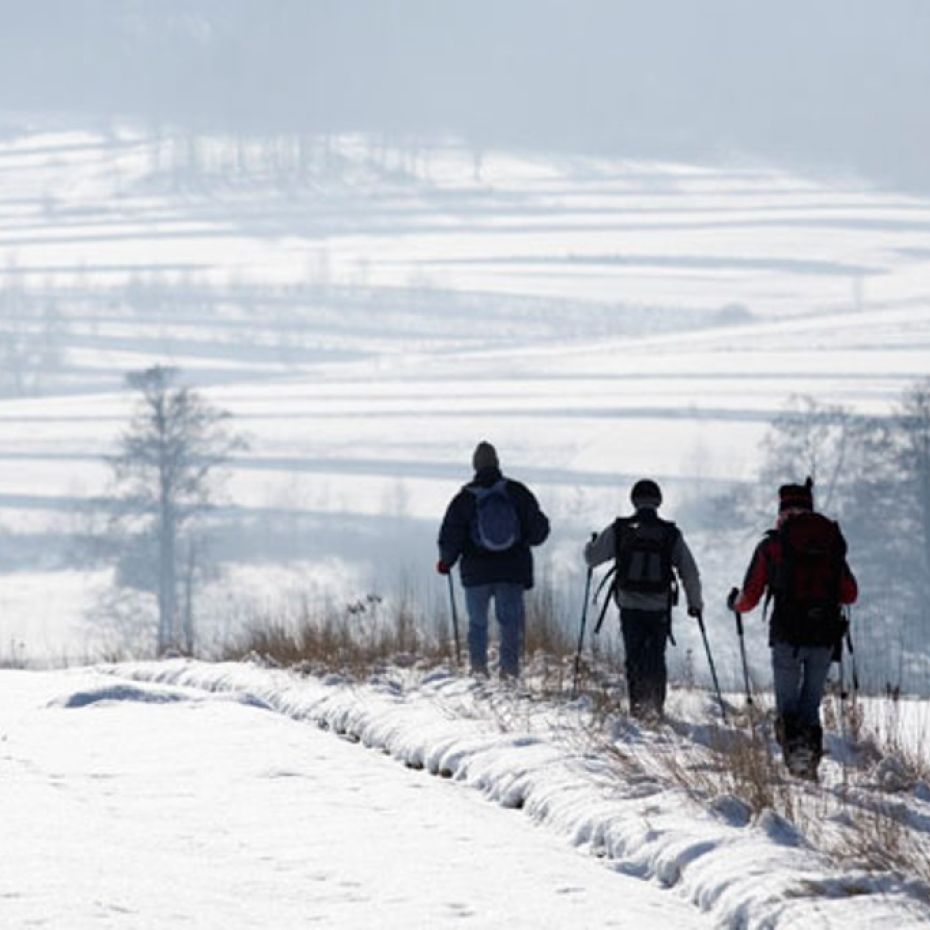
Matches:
[687,606,702,618]
[436,560,452,575]
[727,587,739,611]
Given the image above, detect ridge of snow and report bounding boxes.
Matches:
[108,659,930,928]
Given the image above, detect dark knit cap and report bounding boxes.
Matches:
[472,441,499,471]
[631,478,662,508]
[778,477,814,512]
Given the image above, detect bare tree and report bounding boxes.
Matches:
[897,380,930,606]
[758,394,853,515]
[109,366,244,654]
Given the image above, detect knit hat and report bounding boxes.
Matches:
[472,441,499,472]
[630,478,662,509]
[778,477,814,512]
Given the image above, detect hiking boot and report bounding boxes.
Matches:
[786,744,817,780]
[798,724,823,779]
[630,702,664,724]
[784,723,823,781]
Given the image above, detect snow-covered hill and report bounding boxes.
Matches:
[0,120,928,664]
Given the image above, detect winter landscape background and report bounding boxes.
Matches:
[2,3,930,927]
[2,114,928,688]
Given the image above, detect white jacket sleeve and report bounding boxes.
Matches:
[584,524,615,569]
[672,533,703,612]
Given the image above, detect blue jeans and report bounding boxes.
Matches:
[464,583,525,677]
[771,641,833,728]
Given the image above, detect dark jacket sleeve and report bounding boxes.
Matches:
[512,481,549,547]
[437,490,471,566]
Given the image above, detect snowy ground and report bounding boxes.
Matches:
[4,659,929,929]
[1,114,928,930]
[0,665,706,929]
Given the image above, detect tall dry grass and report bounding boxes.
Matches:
[224,589,452,675]
[224,574,614,684]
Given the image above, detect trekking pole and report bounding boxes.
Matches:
[446,573,461,666]
[571,534,597,699]
[571,571,594,699]
[845,608,859,694]
[695,611,727,724]
[728,587,754,708]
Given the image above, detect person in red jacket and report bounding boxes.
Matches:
[729,479,858,778]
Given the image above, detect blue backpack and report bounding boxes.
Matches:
[469,480,520,551]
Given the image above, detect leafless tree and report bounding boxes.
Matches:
[759,394,852,514]
[109,366,244,654]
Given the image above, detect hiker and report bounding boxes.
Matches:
[728,478,858,778]
[437,441,550,679]
[584,479,703,720]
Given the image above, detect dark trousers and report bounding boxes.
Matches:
[620,608,670,717]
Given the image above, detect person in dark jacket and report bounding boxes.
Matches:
[585,479,703,720]
[437,441,550,679]
[729,479,858,777]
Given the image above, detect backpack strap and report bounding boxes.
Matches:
[592,560,617,635]
[761,529,777,624]
[591,518,629,634]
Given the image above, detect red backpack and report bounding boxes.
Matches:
[769,511,848,647]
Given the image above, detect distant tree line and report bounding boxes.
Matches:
[3,1,929,192]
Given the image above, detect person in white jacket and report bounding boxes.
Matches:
[585,479,703,720]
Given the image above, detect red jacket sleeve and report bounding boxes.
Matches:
[733,538,771,614]
[840,563,858,605]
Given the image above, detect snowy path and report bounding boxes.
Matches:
[0,669,708,929]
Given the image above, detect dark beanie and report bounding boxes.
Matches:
[778,477,814,512]
[472,441,499,471]
[631,478,662,508]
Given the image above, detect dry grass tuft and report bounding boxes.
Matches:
[225,591,452,676]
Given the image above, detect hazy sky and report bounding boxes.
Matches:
[2,0,929,189]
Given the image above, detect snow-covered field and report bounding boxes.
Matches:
[0,121,927,668]
[4,659,929,928]
[1,119,929,928]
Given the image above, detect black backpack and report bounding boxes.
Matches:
[769,511,848,647]
[593,513,680,635]
[613,514,679,595]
